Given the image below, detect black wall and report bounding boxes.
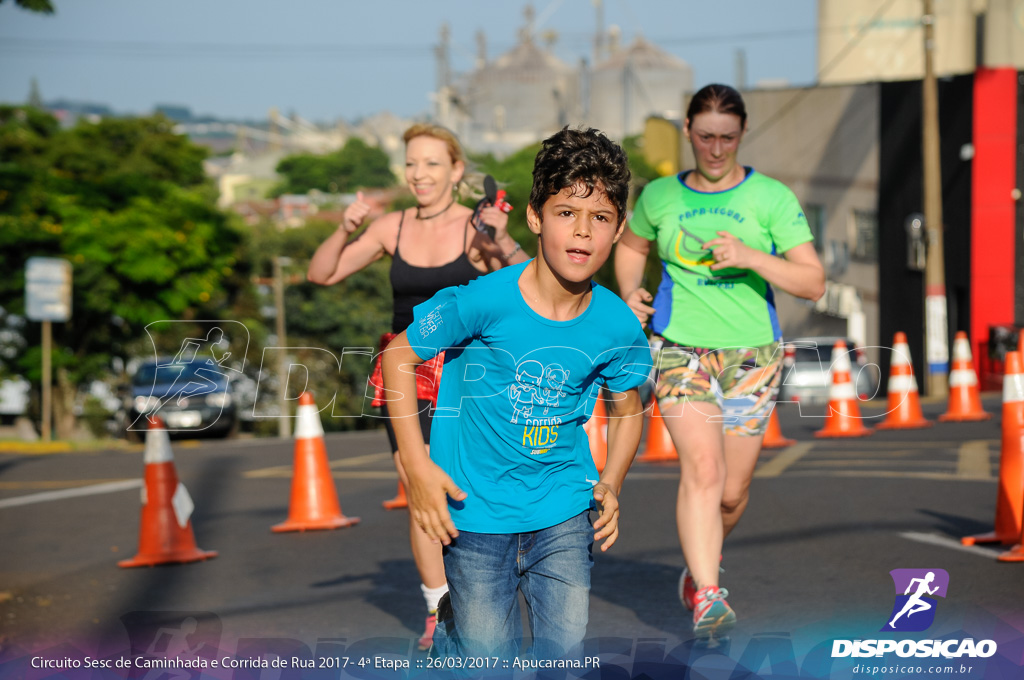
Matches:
[878,75,974,395]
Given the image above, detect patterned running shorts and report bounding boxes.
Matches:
[654,337,783,437]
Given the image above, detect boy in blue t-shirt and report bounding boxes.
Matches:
[382,127,653,661]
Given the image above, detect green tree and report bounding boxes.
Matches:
[621,133,666,296]
[0,108,248,437]
[623,134,660,185]
[0,0,55,14]
[244,219,391,431]
[272,137,395,196]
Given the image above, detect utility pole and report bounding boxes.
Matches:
[921,0,948,396]
[273,256,292,439]
[41,321,51,441]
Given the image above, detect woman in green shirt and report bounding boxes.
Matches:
[615,83,825,639]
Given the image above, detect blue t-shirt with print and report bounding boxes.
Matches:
[405,261,653,534]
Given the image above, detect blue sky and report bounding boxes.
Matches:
[0,0,817,122]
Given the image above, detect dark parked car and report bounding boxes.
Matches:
[125,356,238,439]
[778,336,881,405]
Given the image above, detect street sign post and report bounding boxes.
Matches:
[25,257,72,442]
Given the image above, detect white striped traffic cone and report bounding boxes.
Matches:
[273,392,359,532]
[815,340,873,438]
[876,332,931,430]
[965,351,1024,548]
[940,332,991,422]
[119,416,217,567]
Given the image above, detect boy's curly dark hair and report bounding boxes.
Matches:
[529,127,630,225]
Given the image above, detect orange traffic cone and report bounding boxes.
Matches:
[964,351,1024,547]
[815,340,873,438]
[382,480,409,510]
[999,419,1024,556]
[119,417,218,567]
[998,507,1024,561]
[272,392,360,532]
[761,407,796,449]
[638,401,678,462]
[876,332,931,430]
[585,397,609,472]
[940,332,991,422]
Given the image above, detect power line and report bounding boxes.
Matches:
[0,23,854,62]
[0,37,432,59]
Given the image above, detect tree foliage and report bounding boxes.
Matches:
[244,219,391,431]
[0,107,247,435]
[272,137,395,197]
[622,134,660,185]
[1,0,55,14]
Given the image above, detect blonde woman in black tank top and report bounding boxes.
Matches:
[308,124,528,649]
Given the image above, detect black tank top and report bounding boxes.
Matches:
[390,209,483,332]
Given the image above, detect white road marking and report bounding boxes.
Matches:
[755,442,815,478]
[0,479,141,510]
[244,451,393,478]
[900,531,1002,559]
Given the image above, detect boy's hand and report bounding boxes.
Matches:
[592,483,621,551]
[624,288,655,328]
[405,459,467,546]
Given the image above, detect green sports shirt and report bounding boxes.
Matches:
[629,168,813,348]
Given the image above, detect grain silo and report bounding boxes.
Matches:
[589,36,693,139]
[464,28,579,152]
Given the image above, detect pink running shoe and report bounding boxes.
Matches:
[417,612,437,651]
[679,557,723,611]
[679,568,697,610]
[692,586,735,639]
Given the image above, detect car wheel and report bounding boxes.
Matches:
[217,418,240,439]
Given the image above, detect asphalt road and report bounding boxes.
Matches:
[1,396,1022,679]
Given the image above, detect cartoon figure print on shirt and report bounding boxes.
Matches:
[673,209,748,283]
[542,365,568,415]
[510,361,545,423]
[510,360,569,455]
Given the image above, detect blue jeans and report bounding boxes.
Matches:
[433,511,593,660]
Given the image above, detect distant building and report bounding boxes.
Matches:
[196,110,411,209]
[45,99,115,127]
[228,187,403,229]
[461,31,578,153]
[155,104,194,122]
[437,6,692,154]
[277,194,314,227]
[588,36,693,140]
[350,111,415,178]
[205,150,288,209]
[817,0,1024,84]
